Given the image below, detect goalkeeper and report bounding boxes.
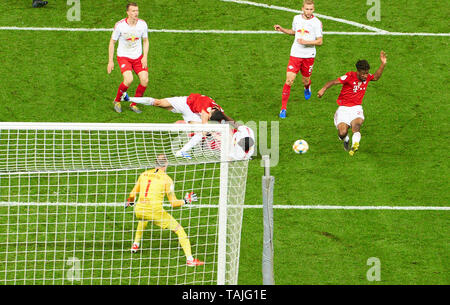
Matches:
[125,154,204,267]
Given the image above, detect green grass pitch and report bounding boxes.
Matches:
[0,0,449,284]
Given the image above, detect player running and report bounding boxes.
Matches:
[123,92,239,158]
[125,154,205,267]
[108,2,149,114]
[317,51,387,156]
[274,0,323,118]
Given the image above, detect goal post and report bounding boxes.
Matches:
[0,122,249,285]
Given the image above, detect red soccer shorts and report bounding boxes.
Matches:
[286,56,315,77]
[117,54,148,74]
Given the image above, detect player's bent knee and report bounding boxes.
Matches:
[338,131,347,139]
[139,76,149,87]
[123,77,133,86]
[337,124,348,135]
[285,79,295,86]
[351,121,363,132]
[285,73,296,86]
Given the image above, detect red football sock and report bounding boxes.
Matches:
[131,84,147,107]
[135,84,147,97]
[281,83,291,110]
[114,82,128,102]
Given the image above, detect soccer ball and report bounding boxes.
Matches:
[292,139,309,154]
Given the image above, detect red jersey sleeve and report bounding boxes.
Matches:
[338,72,351,84]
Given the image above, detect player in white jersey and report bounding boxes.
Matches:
[108,2,149,114]
[274,0,323,118]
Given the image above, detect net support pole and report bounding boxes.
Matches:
[262,155,275,285]
[217,124,231,285]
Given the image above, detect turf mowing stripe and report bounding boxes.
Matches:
[0,27,449,36]
[1,202,449,211]
[220,0,388,33]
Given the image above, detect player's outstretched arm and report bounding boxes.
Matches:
[273,24,295,35]
[372,51,387,81]
[130,179,140,197]
[222,113,240,129]
[166,181,185,207]
[200,110,210,124]
[317,79,341,98]
[167,188,198,208]
[125,180,140,208]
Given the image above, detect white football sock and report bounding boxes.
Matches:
[352,132,361,145]
[340,135,349,142]
[180,133,203,153]
[129,97,155,106]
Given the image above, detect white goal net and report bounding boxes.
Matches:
[0,122,249,285]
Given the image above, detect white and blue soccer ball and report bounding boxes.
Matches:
[292,139,309,154]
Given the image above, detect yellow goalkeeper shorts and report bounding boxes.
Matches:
[134,205,180,231]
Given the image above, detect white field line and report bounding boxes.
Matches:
[0,26,448,36]
[0,26,450,36]
[0,202,449,211]
[220,0,388,33]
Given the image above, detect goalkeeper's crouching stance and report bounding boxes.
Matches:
[125,155,204,267]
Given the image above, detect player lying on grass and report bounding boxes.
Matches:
[122,92,244,159]
[125,154,204,267]
[317,51,387,156]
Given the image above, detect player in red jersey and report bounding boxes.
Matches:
[125,93,236,125]
[108,2,149,114]
[123,93,239,158]
[317,51,387,156]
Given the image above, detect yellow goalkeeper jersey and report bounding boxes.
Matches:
[131,168,174,209]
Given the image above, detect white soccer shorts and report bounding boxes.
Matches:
[334,105,365,128]
[165,96,202,123]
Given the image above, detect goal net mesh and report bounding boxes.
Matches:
[0,123,249,285]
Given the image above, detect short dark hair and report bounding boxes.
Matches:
[356,60,370,71]
[127,2,138,10]
[209,109,227,122]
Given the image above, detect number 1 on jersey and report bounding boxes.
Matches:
[145,180,151,198]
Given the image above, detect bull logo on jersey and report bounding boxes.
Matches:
[297,28,311,35]
[126,34,140,42]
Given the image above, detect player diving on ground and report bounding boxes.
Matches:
[122,92,255,160]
